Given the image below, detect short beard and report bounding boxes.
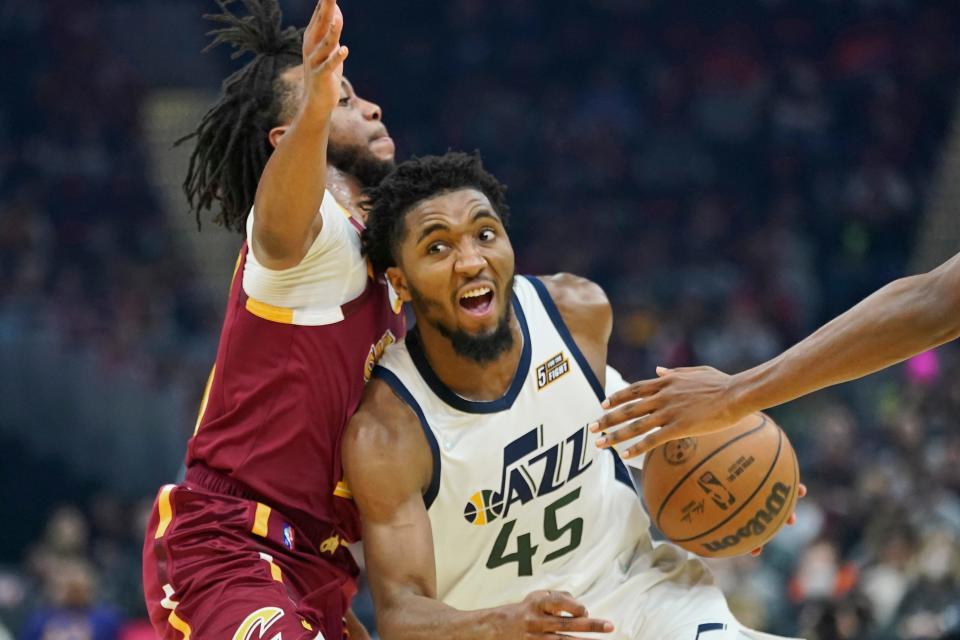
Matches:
[411,281,516,365]
[327,142,395,188]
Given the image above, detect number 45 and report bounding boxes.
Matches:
[486,487,583,577]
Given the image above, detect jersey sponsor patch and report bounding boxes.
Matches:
[233,607,284,640]
[535,352,569,390]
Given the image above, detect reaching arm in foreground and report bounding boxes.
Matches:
[251,0,347,269]
[342,381,614,640]
[593,250,960,458]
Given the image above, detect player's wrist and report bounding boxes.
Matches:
[484,603,521,637]
[724,370,757,421]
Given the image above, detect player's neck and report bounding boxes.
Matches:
[326,165,366,220]
[415,317,524,402]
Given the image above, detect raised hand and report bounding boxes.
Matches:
[501,590,614,639]
[301,0,348,116]
[589,365,749,460]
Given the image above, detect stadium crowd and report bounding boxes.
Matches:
[0,0,958,637]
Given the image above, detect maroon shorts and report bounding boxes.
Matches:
[142,481,358,640]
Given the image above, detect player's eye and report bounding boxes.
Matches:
[338,96,350,106]
[427,242,448,255]
[478,228,496,242]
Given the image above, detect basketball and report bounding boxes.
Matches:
[641,413,800,558]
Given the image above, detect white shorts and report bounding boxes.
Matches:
[581,541,804,640]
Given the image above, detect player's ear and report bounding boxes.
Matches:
[386,267,412,302]
[268,125,290,149]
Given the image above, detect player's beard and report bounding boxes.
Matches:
[410,279,516,365]
[327,141,395,188]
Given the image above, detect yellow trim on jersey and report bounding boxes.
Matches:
[192,365,216,436]
[253,503,271,537]
[232,248,244,281]
[258,552,284,583]
[470,493,487,526]
[155,485,175,539]
[338,203,353,220]
[245,297,295,324]
[168,610,191,639]
[334,481,353,499]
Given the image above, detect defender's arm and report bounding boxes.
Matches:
[595,250,960,455]
[252,0,347,269]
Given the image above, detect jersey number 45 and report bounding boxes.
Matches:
[485,487,583,576]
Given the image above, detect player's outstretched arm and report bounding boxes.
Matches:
[343,381,614,640]
[251,0,347,269]
[593,250,960,457]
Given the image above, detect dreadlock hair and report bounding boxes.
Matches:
[362,151,511,274]
[178,0,303,233]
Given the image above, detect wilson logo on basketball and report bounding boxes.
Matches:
[701,482,793,554]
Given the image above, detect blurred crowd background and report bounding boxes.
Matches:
[1,0,959,638]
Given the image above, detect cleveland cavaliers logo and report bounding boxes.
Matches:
[233,607,284,640]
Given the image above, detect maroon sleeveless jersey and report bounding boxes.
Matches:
[185,242,405,542]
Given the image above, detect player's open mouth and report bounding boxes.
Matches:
[458,286,494,316]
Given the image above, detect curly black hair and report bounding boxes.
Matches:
[361,151,511,274]
[177,0,303,232]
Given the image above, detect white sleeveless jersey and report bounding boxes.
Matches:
[374,276,653,610]
[243,189,369,314]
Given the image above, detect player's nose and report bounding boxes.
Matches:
[454,244,486,276]
[358,97,382,121]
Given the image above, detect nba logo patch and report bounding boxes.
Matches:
[282,524,295,550]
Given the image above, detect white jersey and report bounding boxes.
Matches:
[375,277,803,640]
[243,189,369,318]
[375,276,650,609]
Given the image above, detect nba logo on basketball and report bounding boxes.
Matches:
[282,524,295,549]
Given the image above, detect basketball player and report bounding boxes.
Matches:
[141,1,404,639]
[342,152,799,640]
[592,250,960,459]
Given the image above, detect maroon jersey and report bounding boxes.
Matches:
[186,241,405,542]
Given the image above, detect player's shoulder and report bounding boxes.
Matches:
[343,377,433,489]
[346,379,414,447]
[536,272,609,305]
[534,273,612,336]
